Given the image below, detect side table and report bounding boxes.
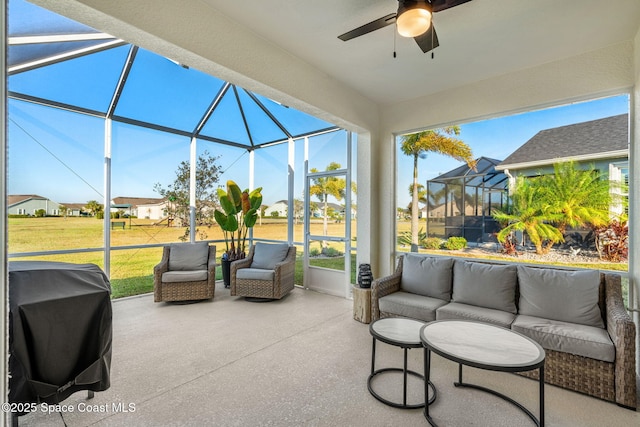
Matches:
[352,285,372,323]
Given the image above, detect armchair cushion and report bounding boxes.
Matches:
[236,268,275,281]
[168,242,209,271]
[251,243,290,270]
[517,265,604,328]
[162,270,208,283]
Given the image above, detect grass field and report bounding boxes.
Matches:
[8,217,629,300]
[8,216,358,298]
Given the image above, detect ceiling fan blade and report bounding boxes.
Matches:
[431,0,473,13]
[414,24,440,53]
[338,13,396,41]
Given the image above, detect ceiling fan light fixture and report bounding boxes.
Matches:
[396,1,432,38]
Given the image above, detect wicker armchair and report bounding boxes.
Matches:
[231,243,296,300]
[154,243,216,303]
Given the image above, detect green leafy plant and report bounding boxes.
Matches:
[444,236,467,250]
[397,228,427,247]
[213,180,262,261]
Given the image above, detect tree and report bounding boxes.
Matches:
[539,161,614,234]
[59,205,68,218]
[400,127,476,251]
[309,162,346,249]
[85,200,103,218]
[154,150,222,238]
[492,177,564,254]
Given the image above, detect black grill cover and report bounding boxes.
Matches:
[9,261,112,406]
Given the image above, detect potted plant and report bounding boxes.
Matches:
[214,180,262,287]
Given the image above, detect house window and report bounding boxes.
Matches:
[609,162,629,217]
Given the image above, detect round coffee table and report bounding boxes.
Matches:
[420,320,545,427]
[368,318,436,409]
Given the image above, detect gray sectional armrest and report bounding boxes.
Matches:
[604,273,637,408]
[371,256,403,321]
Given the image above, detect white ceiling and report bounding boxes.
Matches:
[200,0,640,106]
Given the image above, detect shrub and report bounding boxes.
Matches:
[321,247,343,257]
[594,220,628,262]
[423,237,444,250]
[444,236,467,250]
[309,248,321,257]
[270,211,280,218]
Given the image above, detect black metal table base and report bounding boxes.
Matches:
[369,337,436,409]
[368,367,436,409]
[424,358,544,427]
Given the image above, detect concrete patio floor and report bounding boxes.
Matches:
[18,282,640,426]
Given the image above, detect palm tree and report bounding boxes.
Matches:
[310,162,346,249]
[400,127,476,251]
[492,177,564,254]
[85,200,103,218]
[540,161,614,234]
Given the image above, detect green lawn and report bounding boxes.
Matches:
[8,217,630,302]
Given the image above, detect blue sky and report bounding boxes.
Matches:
[7,0,629,210]
[395,94,630,208]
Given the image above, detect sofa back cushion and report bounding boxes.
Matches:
[251,242,290,270]
[517,265,604,328]
[169,242,209,271]
[452,260,518,314]
[400,254,454,301]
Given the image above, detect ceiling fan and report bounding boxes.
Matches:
[338,0,473,54]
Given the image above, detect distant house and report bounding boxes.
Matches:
[264,200,288,217]
[8,194,62,216]
[496,113,629,216]
[426,157,508,242]
[111,197,168,219]
[59,202,86,217]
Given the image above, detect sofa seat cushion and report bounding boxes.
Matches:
[162,270,208,283]
[452,260,517,314]
[400,254,454,300]
[378,291,448,322]
[236,268,274,281]
[512,315,614,363]
[436,302,516,328]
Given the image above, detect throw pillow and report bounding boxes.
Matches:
[251,243,290,269]
[400,254,453,301]
[452,260,518,313]
[517,266,604,328]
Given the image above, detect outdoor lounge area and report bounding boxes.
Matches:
[3,1,640,426]
[15,282,640,426]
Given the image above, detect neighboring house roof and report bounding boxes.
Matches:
[434,157,503,180]
[111,197,166,207]
[60,203,86,210]
[497,114,628,170]
[7,194,47,207]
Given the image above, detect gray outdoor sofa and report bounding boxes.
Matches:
[371,253,637,409]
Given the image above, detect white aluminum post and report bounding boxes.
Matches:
[345,132,353,299]
[1,2,10,420]
[288,137,295,244]
[103,118,112,275]
[303,137,310,289]
[189,136,197,242]
[249,149,255,244]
